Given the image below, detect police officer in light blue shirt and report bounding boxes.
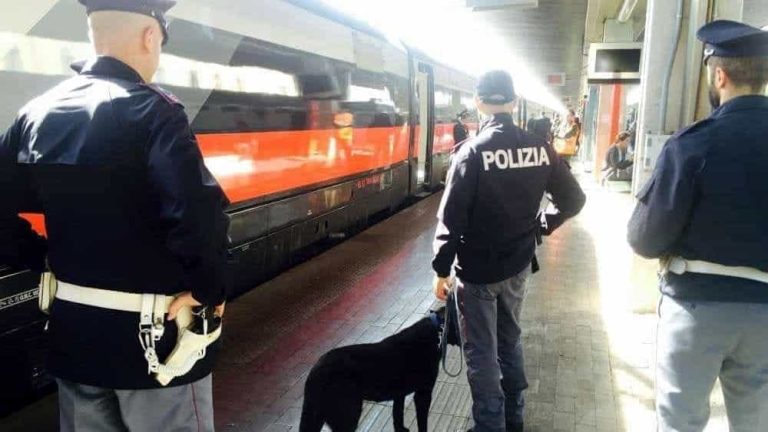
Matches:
[628,20,768,432]
[433,70,585,432]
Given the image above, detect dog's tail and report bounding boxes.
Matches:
[299,394,325,432]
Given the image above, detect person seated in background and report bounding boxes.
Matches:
[601,131,633,185]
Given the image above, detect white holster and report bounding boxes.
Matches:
[49,280,222,386]
[38,271,58,315]
[149,306,222,386]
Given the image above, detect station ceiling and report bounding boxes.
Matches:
[472,0,646,108]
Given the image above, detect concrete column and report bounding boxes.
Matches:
[743,0,768,27]
[714,0,744,21]
[632,0,687,194]
[628,0,748,312]
[680,0,711,125]
[691,1,746,119]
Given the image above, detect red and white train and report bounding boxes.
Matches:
[0,0,479,410]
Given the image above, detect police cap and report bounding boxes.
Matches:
[697,20,768,62]
[78,0,176,45]
[476,70,516,105]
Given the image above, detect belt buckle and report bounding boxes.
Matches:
[668,257,687,274]
[138,324,153,351]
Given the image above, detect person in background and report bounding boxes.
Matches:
[572,115,583,154]
[453,109,471,147]
[526,116,538,133]
[530,116,553,144]
[537,111,552,136]
[554,109,581,160]
[601,131,633,185]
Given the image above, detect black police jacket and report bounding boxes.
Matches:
[433,113,586,284]
[0,56,230,388]
[453,121,469,146]
[628,95,768,303]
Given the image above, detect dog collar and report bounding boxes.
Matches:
[429,312,441,328]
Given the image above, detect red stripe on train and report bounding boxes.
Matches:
[21,125,412,236]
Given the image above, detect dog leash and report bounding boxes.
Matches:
[440,291,464,378]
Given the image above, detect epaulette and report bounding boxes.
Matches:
[143,83,184,107]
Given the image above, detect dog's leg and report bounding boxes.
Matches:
[414,388,432,432]
[299,395,325,432]
[392,395,409,432]
[325,395,363,432]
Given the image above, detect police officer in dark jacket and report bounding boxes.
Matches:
[0,1,229,430]
[453,109,471,146]
[432,70,585,432]
[628,21,768,432]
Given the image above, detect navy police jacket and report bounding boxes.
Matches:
[433,113,586,284]
[628,95,768,303]
[0,56,230,388]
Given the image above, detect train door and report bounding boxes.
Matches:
[414,62,435,192]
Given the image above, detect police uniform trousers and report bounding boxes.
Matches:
[657,295,768,432]
[56,374,214,432]
[457,268,530,432]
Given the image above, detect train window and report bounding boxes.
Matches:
[387,75,409,112]
[0,32,90,76]
[460,93,479,123]
[435,90,452,107]
[347,70,391,102]
[298,73,342,99]
[434,86,456,124]
[339,69,409,128]
[348,85,393,104]
[2,47,22,72]
[461,94,475,109]
[0,31,300,97]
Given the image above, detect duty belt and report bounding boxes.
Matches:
[665,257,768,284]
[52,281,220,386]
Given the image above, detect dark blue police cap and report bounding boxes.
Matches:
[697,20,768,60]
[476,70,516,105]
[78,0,176,45]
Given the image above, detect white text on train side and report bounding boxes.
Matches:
[481,148,550,171]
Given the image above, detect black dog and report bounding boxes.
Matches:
[299,309,445,432]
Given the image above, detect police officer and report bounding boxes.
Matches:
[432,70,586,432]
[628,20,768,432]
[0,1,229,430]
[454,109,471,147]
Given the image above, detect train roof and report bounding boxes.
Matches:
[284,0,476,89]
[284,0,393,43]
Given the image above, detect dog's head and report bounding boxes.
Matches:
[429,306,446,329]
[431,305,461,347]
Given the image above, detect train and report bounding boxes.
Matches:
[0,0,481,412]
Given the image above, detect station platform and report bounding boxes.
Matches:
[1,177,731,432]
